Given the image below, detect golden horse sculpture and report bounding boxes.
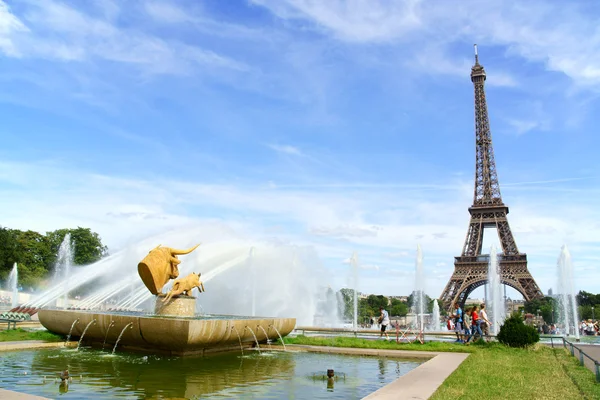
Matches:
[137,244,201,295]
[162,272,205,303]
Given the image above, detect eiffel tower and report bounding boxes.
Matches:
[439,45,543,310]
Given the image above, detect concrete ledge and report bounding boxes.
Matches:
[0,389,50,399]
[274,344,439,360]
[0,340,70,352]
[363,352,469,400]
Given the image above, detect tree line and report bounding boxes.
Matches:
[0,226,108,289]
[523,290,600,323]
[338,288,443,323]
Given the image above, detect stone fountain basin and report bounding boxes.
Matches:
[38,309,296,356]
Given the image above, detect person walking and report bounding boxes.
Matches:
[470,305,484,342]
[452,302,463,342]
[378,306,390,340]
[479,303,491,340]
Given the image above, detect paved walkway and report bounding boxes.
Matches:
[0,389,50,399]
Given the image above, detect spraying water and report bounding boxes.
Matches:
[557,245,580,339]
[487,245,505,334]
[411,245,425,332]
[349,252,359,331]
[55,234,73,309]
[430,299,440,331]
[249,247,256,317]
[24,225,339,326]
[8,263,18,308]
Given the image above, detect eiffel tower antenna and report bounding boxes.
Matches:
[439,45,543,310]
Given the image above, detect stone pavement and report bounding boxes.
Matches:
[0,340,66,352]
[0,389,50,399]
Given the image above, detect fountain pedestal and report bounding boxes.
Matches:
[154,295,195,317]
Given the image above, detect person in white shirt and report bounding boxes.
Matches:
[479,303,492,339]
[378,306,390,340]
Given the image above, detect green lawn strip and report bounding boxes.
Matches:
[283,335,477,353]
[283,336,599,400]
[551,348,600,400]
[431,344,587,400]
[0,328,63,342]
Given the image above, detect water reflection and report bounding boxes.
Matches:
[28,350,295,398]
[1,349,421,399]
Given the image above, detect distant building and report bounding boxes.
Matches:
[548,288,553,296]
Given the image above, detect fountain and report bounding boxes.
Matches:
[55,234,73,309]
[102,320,115,350]
[411,245,425,332]
[77,319,97,350]
[557,245,580,339]
[269,324,287,351]
[244,326,261,353]
[231,326,244,355]
[350,252,359,331]
[257,326,272,350]
[65,318,79,345]
[430,299,440,331]
[112,322,134,354]
[488,245,505,334]
[8,263,18,308]
[37,241,295,356]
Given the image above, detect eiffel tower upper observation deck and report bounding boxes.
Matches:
[439,45,543,310]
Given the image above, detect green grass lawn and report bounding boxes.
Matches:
[0,328,64,342]
[284,336,600,400]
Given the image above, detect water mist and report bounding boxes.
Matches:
[487,245,505,334]
[557,245,580,339]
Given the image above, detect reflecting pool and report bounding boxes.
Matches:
[0,348,422,399]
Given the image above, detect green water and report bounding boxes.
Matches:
[0,348,422,399]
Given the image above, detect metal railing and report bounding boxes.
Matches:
[548,336,600,382]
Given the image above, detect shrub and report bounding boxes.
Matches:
[497,312,540,348]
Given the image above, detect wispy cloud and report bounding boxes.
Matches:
[267,144,305,156]
[1,160,598,295]
[0,1,246,74]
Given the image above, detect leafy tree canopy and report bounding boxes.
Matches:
[0,226,108,290]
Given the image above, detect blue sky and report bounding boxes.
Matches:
[1,0,599,298]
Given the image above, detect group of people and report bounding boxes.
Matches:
[449,302,491,344]
[580,319,599,336]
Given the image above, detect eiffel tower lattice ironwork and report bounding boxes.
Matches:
[439,45,543,310]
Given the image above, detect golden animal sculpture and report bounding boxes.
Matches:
[138,244,200,295]
[162,272,205,303]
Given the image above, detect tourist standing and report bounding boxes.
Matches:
[452,302,463,342]
[378,306,390,340]
[470,305,483,341]
[479,303,491,340]
[463,308,472,343]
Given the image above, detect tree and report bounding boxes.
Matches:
[524,296,556,324]
[0,226,19,280]
[338,288,355,320]
[407,291,433,313]
[390,298,409,317]
[12,230,54,289]
[46,227,108,267]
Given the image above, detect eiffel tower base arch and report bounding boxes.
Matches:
[439,254,543,310]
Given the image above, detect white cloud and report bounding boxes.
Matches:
[254,0,600,88]
[1,160,598,296]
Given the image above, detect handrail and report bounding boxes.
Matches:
[549,336,600,382]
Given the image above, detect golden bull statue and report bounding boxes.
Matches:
[137,244,200,295]
[162,272,205,303]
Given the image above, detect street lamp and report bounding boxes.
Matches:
[537,309,541,323]
[593,306,595,322]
